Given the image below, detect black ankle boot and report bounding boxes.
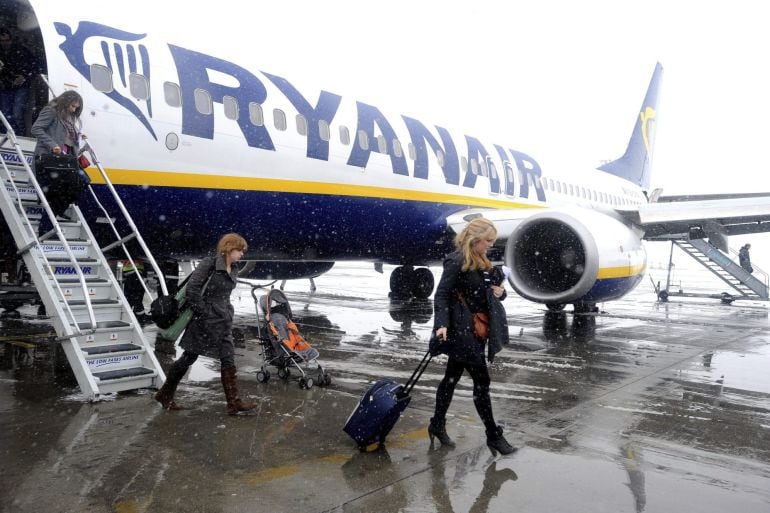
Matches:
[486,425,516,456]
[428,417,455,447]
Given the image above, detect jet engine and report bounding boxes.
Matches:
[238,261,334,280]
[504,208,646,306]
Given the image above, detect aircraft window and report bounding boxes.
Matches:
[548,178,554,190]
[129,73,150,100]
[408,143,416,160]
[357,130,369,150]
[296,114,308,136]
[489,161,498,179]
[437,149,445,168]
[376,135,387,153]
[504,161,514,183]
[248,103,264,126]
[319,120,330,141]
[461,156,468,172]
[89,64,113,93]
[556,181,562,193]
[470,159,479,175]
[273,109,287,131]
[480,160,489,177]
[568,184,574,195]
[339,125,350,145]
[194,88,213,115]
[164,82,182,107]
[165,132,179,151]
[516,168,524,186]
[534,175,541,188]
[393,139,403,158]
[223,96,238,120]
[592,190,598,201]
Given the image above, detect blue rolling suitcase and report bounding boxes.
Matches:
[344,350,432,448]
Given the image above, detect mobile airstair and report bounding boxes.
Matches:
[656,236,769,303]
[0,111,168,400]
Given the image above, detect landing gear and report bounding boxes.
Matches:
[546,303,566,312]
[389,266,434,299]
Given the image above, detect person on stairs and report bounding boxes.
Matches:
[154,233,256,415]
[428,217,516,456]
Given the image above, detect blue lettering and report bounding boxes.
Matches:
[463,137,499,193]
[402,117,459,184]
[347,102,408,175]
[168,45,274,150]
[263,72,341,161]
[493,145,516,196]
[509,149,545,201]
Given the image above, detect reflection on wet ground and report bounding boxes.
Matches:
[1,263,770,512]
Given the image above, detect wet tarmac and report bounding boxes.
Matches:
[1,259,770,513]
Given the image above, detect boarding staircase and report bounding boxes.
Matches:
[667,237,769,301]
[0,111,167,400]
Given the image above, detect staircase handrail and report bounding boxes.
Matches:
[79,140,168,297]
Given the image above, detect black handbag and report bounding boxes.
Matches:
[35,153,90,216]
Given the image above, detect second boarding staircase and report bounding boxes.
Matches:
[673,237,769,300]
[0,112,167,400]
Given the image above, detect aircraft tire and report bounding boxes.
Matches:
[389,266,415,298]
[412,268,435,299]
[546,303,566,311]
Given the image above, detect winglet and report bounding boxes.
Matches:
[598,62,663,191]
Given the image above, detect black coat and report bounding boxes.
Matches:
[179,255,238,360]
[433,252,509,365]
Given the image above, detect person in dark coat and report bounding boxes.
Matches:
[428,217,515,455]
[0,28,37,135]
[739,243,753,274]
[154,233,256,415]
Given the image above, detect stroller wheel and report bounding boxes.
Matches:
[305,377,314,389]
[278,367,290,380]
[256,370,269,383]
[299,377,306,389]
[323,374,332,386]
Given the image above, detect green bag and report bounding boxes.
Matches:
[158,274,212,342]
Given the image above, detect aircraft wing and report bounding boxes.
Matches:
[619,193,770,239]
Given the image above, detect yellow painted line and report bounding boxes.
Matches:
[597,263,647,280]
[246,465,301,484]
[86,168,543,210]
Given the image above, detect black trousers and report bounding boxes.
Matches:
[170,349,235,373]
[433,357,497,432]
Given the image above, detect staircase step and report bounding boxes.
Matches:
[82,343,143,356]
[93,367,155,382]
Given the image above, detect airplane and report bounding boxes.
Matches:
[3,0,770,315]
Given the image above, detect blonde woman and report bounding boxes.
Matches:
[429,218,515,455]
[155,233,256,415]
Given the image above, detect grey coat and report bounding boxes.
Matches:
[30,105,80,160]
[179,255,238,360]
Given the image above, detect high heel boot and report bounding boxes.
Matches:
[428,417,455,447]
[486,425,516,456]
[154,362,187,410]
[221,367,256,415]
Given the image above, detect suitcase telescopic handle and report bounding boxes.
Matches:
[402,350,432,397]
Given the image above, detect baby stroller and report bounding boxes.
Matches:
[254,288,331,389]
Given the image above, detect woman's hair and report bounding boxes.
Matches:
[49,90,83,119]
[455,217,497,272]
[217,233,247,254]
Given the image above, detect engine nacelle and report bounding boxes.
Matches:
[504,208,646,305]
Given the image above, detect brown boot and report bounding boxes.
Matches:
[154,361,187,410]
[221,366,256,415]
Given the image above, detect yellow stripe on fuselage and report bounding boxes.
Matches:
[86,168,544,210]
[597,263,647,280]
